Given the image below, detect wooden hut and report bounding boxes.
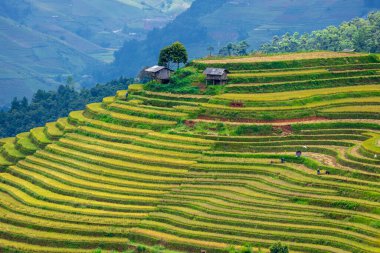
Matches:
[144,65,172,83]
[203,68,229,85]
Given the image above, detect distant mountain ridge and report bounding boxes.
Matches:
[0,0,193,106]
[111,0,380,77]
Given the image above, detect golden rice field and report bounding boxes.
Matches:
[194,51,366,64]
[0,52,379,253]
[216,84,380,101]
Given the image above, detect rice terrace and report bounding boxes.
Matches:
[0,51,380,253]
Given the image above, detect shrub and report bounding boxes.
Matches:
[270,242,289,253]
[137,245,147,253]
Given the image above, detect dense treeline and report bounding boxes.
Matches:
[260,11,380,53]
[0,78,132,138]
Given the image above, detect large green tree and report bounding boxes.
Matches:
[158,41,188,70]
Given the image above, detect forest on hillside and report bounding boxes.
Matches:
[260,11,380,53]
[0,78,133,138]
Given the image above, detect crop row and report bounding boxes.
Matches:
[227,70,378,85]
[34,150,185,184]
[137,219,354,253]
[69,110,151,136]
[25,154,176,191]
[158,202,379,238]
[107,102,188,120]
[85,103,177,128]
[191,54,378,71]
[44,122,64,140]
[46,144,189,176]
[0,190,143,226]
[66,133,200,159]
[228,62,380,74]
[57,137,196,168]
[16,160,166,197]
[203,97,380,112]
[0,172,156,212]
[29,127,52,148]
[145,212,378,252]
[14,132,38,155]
[216,84,380,101]
[130,94,200,108]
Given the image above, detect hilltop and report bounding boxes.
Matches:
[0,52,379,253]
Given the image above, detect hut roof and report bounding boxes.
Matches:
[203,68,228,76]
[342,49,355,53]
[145,65,168,73]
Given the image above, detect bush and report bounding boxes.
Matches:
[270,242,289,253]
[137,245,147,253]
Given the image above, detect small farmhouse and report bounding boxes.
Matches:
[144,65,172,83]
[203,68,229,85]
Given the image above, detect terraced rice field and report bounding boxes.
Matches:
[0,52,379,253]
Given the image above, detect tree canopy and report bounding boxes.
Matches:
[219,41,250,56]
[260,11,380,53]
[158,41,188,69]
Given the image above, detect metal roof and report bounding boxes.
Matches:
[203,68,228,76]
[145,65,168,73]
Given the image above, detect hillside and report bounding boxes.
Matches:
[0,0,193,106]
[0,16,103,106]
[111,0,380,76]
[0,52,380,253]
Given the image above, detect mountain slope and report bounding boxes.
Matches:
[111,0,380,76]
[0,0,193,106]
[0,16,102,105]
[0,52,379,253]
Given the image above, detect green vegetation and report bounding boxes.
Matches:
[158,42,188,70]
[0,0,193,105]
[0,78,133,138]
[111,0,379,76]
[261,11,380,53]
[218,41,250,57]
[0,52,379,253]
[270,242,288,253]
[145,67,203,94]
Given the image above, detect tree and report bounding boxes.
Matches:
[227,43,234,56]
[158,41,188,70]
[158,46,172,68]
[170,42,188,69]
[234,41,250,55]
[218,41,250,56]
[207,46,215,56]
[270,242,289,253]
